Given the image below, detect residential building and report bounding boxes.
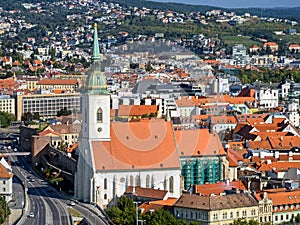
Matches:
[255,189,300,224]
[36,79,80,92]
[262,42,279,52]
[0,95,15,116]
[232,44,250,67]
[255,86,279,108]
[174,193,259,224]
[0,158,13,202]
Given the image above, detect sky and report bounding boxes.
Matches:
[151,0,300,8]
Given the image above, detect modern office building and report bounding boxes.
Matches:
[16,92,81,120]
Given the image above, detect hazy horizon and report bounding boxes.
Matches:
[150,0,300,8]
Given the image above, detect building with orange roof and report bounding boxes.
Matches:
[139,197,178,214]
[262,42,279,52]
[37,79,79,92]
[75,29,228,208]
[174,193,259,224]
[288,43,300,52]
[209,115,237,133]
[0,158,13,202]
[117,105,158,119]
[124,186,169,202]
[175,129,228,190]
[254,189,300,224]
[175,96,196,117]
[191,180,247,196]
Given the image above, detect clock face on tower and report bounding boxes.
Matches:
[98,127,102,132]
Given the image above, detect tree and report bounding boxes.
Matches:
[142,209,178,225]
[57,107,72,117]
[21,111,33,123]
[106,196,135,225]
[0,111,15,128]
[0,196,10,224]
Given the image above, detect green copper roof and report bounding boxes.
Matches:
[85,23,109,95]
[92,23,101,61]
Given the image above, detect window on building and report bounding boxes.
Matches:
[236,211,239,218]
[146,175,150,188]
[97,108,103,123]
[281,215,283,220]
[3,181,5,184]
[104,178,107,190]
[169,176,174,193]
[213,213,218,220]
[130,176,134,186]
[230,212,233,218]
[135,175,140,186]
[104,194,107,199]
[223,212,227,219]
[286,214,289,220]
[242,210,246,217]
[2,188,5,192]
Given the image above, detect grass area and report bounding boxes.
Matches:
[222,35,261,48]
[68,207,82,218]
[275,35,300,44]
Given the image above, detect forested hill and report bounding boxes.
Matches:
[107,0,300,21]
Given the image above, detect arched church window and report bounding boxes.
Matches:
[146,175,150,188]
[135,175,140,187]
[169,176,174,193]
[130,176,134,186]
[97,108,103,123]
[104,194,107,199]
[104,178,107,190]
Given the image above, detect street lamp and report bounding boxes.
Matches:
[133,201,140,225]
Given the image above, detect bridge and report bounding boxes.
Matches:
[0,152,30,156]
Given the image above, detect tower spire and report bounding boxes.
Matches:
[92,23,101,61]
[85,22,109,95]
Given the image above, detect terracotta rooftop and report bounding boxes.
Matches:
[93,119,180,171]
[117,105,158,117]
[125,186,168,199]
[37,79,78,85]
[174,193,258,210]
[194,180,247,196]
[255,189,300,211]
[0,163,12,179]
[175,129,225,156]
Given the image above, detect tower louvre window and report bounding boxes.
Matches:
[97,107,103,123]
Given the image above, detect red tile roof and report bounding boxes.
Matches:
[175,129,225,156]
[194,180,247,196]
[0,163,12,179]
[37,79,78,85]
[125,186,168,199]
[118,105,158,117]
[92,119,180,171]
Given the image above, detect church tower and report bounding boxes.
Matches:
[286,75,299,127]
[75,23,110,203]
[82,23,110,141]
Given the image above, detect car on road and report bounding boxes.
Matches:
[28,212,34,218]
[69,201,76,206]
[30,178,35,182]
[13,148,17,152]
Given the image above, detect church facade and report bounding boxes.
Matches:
[75,24,228,208]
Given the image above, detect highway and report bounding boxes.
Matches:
[3,134,109,225]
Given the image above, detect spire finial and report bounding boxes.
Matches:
[92,23,101,61]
